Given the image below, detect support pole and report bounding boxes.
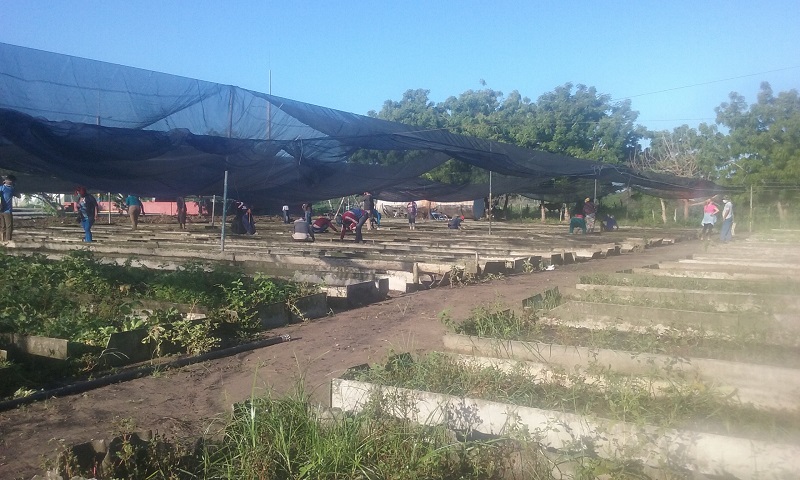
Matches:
[220,171,229,252]
[749,185,753,233]
[107,192,112,225]
[267,70,272,140]
[488,171,492,235]
[211,195,216,226]
[333,197,346,219]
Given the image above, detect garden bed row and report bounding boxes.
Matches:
[329,233,800,478]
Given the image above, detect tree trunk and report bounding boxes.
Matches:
[777,201,786,223]
[540,203,546,223]
[683,199,689,220]
[502,194,510,220]
[660,199,667,224]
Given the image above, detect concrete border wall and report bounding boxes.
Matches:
[331,378,800,479]
[441,333,800,410]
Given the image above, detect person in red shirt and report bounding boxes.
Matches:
[312,215,339,234]
[583,197,597,232]
[339,210,360,240]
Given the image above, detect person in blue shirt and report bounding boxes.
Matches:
[371,208,382,228]
[0,174,18,242]
[76,187,98,242]
[124,194,144,230]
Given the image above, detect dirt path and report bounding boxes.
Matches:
[0,240,700,479]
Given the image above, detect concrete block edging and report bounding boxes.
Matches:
[331,378,800,479]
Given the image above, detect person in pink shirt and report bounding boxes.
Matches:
[700,198,720,240]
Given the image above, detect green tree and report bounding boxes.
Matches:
[715,82,800,219]
[716,82,800,187]
[368,88,443,129]
[368,82,643,184]
[530,83,641,163]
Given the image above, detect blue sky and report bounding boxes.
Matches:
[2,0,798,132]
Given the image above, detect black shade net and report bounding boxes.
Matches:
[0,43,733,206]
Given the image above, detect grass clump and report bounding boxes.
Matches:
[55,386,554,479]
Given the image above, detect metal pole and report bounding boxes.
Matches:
[488,171,492,235]
[107,192,112,224]
[211,195,216,226]
[749,185,753,233]
[488,142,493,235]
[221,171,228,252]
[267,70,272,140]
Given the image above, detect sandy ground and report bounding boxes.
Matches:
[0,237,701,479]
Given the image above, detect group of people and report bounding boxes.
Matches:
[0,179,739,247]
[700,196,734,242]
[569,197,619,234]
[570,198,596,234]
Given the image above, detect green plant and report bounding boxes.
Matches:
[446,304,538,340]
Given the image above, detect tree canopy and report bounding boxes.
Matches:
[367,80,799,208]
[369,83,643,185]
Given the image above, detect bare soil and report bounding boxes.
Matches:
[0,238,701,479]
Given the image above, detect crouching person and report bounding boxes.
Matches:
[569,214,586,234]
[292,217,315,242]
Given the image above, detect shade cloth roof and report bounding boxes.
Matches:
[0,42,729,204]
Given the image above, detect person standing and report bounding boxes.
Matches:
[76,187,98,242]
[354,208,369,242]
[362,191,374,230]
[0,174,18,242]
[407,200,417,230]
[176,197,187,229]
[719,196,734,243]
[282,204,290,223]
[700,198,719,240]
[125,194,144,230]
[302,203,313,224]
[583,197,597,232]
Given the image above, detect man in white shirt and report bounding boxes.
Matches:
[719,196,734,243]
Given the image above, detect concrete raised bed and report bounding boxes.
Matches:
[259,292,329,328]
[631,267,791,282]
[0,333,98,361]
[544,301,796,345]
[331,377,800,479]
[441,333,800,410]
[571,283,799,312]
[325,278,389,309]
[655,260,798,277]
